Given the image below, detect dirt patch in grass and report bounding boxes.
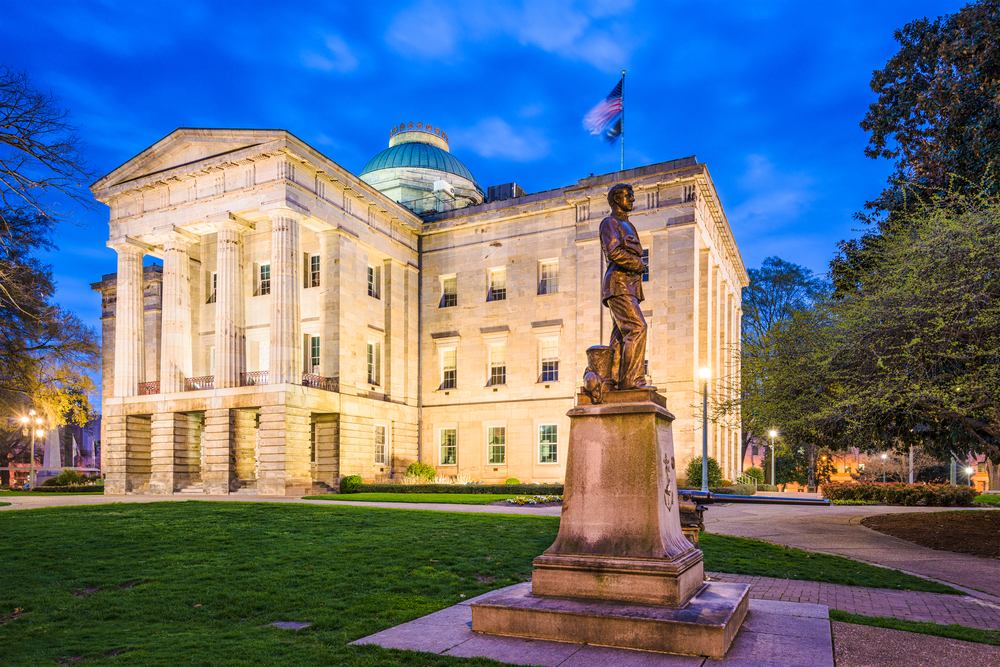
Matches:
[861,511,1000,559]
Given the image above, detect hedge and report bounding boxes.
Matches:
[348,483,564,495]
[23,485,104,493]
[711,484,756,496]
[821,482,977,506]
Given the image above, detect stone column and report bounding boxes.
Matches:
[159,233,195,393]
[257,403,311,495]
[214,221,249,388]
[268,209,303,384]
[111,240,148,397]
[203,408,236,494]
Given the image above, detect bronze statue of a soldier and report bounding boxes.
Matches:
[600,183,651,391]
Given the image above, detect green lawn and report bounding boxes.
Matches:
[701,533,957,594]
[975,494,1000,506]
[830,610,1000,646]
[0,502,959,665]
[304,493,520,505]
[0,501,9,507]
[0,490,104,496]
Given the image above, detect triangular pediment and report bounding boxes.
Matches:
[92,128,289,195]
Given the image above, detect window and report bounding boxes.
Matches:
[259,263,271,296]
[440,275,457,307]
[207,272,217,304]
[539,424,558,463]
[374,424,387,464]
[366,341,381,386]
[441,348,457,389]
[539,260,558,294]
[489,343,506,386]
[978,462,986,473]
[845,465,852,474]
[488,426,506,464]
[641,248,649,282]
[310,336,320,372]
[858,463,866,471]
[368,264,381,299]
[683,184,696,202]
[540,339,558,382]
[440,428,457,466]
[309,255,320,288]
[752,445,759,456]
[487,268,506,301]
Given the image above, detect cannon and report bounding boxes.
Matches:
[677,491,830,547]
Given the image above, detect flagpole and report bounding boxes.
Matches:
[621,70,625,172]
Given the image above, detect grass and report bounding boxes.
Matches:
[0,501,9,507]
[701,533,959,594]
[0,490,104,496]
[830,610,1000,646]
[304,493,520,505]
[974,494,1000,506]
[0,503,960,665]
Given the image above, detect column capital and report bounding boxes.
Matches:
[261,200,308,221]
[107,236,153,254]
[159,227,200,250]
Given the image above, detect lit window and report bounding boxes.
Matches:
[539,424,558,464]
[309,255,320,288]
[259,263,271,296]
[845,465,852,474]
[441,348,457,389]
[367,341,381,386]
[207,272,217,304]
[858,463,866,471]
[487,268,506,301]
[440,275,457,307]
[368,264,381,299]
[310,336,320,372]
[489,344,506,386]
[539,261,558,294]
[978,462,986,473]
[440,428,457,466]
[374,424,387,464]
[641,249,649,282]
[488,426,506,465]
[540,339,558,382]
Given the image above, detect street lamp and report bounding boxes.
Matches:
[699,367,710,492]
[965,466,975,487]
[20,410,44,490]
[881,453,887,483]
[768,430,777,486]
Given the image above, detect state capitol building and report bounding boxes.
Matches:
[90,124,747,496]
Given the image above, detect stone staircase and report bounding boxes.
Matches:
[233,480,257,495]
[176,483,204,494]
[311,481,337,495]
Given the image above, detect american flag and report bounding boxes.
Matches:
[583,77,623,144]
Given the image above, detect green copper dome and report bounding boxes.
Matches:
[360,142,484,194]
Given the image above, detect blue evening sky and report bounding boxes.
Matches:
[2,0,963,336]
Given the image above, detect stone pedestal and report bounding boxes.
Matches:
[471,389,748,658]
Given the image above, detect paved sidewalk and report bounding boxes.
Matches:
[707,571,1000,631]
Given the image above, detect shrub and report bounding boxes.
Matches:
[821,481,977,506]
[405,462,436,481]
[51,470,88,486]
[339,475,363,494]
[711,484,756,496]
[29,485,103,493]
[744,467,765,484]
[756,484,780,492]
[684,456,723,488]
[504,478,521,485]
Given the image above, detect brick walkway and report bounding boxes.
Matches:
[707,571,1000,631]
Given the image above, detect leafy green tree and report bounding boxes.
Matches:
[828,192,1000,489]
[835,1,1000,292]
[684,456,723,488]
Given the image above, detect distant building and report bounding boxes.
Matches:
[90,125,746,496]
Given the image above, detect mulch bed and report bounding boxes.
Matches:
[860,511,1000,559]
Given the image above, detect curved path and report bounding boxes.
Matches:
[702,501,1000,601]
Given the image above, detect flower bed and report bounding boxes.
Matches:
[821,481,977,506]
[505,495,562,505]
[346,482,564,495]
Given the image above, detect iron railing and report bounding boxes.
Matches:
[241,370,268,386]
[302,373,338,392]
[138,381,160,396]
[185,375,214,391]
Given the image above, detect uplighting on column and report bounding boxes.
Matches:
[699,367,710,493]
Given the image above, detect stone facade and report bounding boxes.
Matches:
[90,129,746,495]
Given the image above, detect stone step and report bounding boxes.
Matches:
[177,485,204,494]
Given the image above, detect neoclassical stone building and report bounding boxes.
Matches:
[91,125,746,495]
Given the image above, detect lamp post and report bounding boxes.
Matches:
[20,410,44,490]
[768,430,777,487]
[699,367,710,492]
[881,453,887,483]
[965,466,975,487]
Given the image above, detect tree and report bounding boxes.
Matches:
[834,2,1000,292]
[734,257,829,460]
[828,192,1000,489]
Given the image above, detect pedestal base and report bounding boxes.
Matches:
[471,581,750,659]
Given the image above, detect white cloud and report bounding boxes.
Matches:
[728,154,815,234]
[385,0,637,70]
[302,34,359,73]
[451,117,550,162]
